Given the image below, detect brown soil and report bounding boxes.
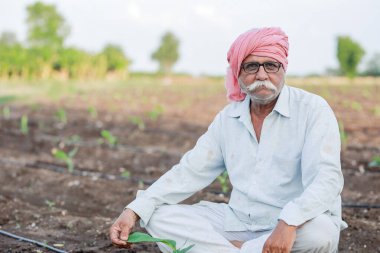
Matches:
[0,82,379,252]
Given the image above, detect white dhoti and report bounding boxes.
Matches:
[142,201,340,253]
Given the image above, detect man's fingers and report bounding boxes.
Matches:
[119,226,131,241]
[109,225,127,246]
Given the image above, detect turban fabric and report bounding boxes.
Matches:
[225,27,289,101]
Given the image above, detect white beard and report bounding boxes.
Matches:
[238,78,283,105]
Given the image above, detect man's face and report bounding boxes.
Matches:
[238,55,285,105]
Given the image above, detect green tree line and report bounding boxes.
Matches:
[335,35,380,78]
[0,2,130,80]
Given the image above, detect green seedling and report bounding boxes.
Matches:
[129,116,145,130]
[20,115,29,135]
[138,180,145,189]
[68,135,81,144]
[126,232,194,253]
[56,108,67,124]
[121,170,131,179]
[350,101,362,112]
[372,106,380,117]
[338,121,348,148]
[88,106,97,119]
[368,156,380,168]
[2,106,10,119]
[45,200,56,210]
[52,147,78,173]
[217,171,230,194]
[101,130,118,147]
[148,105,164,121]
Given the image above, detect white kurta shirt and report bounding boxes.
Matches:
[127,85,347,232]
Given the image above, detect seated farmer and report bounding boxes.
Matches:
[110,27,347,253]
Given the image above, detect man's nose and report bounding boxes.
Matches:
[255,65,269,80]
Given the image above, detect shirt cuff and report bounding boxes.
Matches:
[125,191,156,227]
[278,201,306,227]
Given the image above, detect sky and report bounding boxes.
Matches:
[0,0,379,76]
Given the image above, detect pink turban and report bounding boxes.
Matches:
[225,27,289,101]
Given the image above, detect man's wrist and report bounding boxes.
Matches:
[123,207,140,222]
[278,219,297,230]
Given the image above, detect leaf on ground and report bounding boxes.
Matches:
[126,232,177,250]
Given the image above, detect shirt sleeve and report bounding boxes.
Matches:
[279,104,344,226]
[126,113,226,226]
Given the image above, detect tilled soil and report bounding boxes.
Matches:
[0,83,379,252]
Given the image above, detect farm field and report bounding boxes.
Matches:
[0,76,379,252]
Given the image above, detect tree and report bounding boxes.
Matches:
[337,36,365,78]
[151,32,180,75]
[26,1,70,49]
[0,32,26,79]
[0,31,19,46]
[364,53,380,76]
[101,44,130,72]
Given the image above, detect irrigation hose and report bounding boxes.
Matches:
[0,230,67,253]
[342,203,380,209]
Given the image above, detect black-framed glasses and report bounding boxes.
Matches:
[241,61,282,74]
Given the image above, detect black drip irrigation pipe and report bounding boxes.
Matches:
[0,229,67,253]
[342,203,380,209]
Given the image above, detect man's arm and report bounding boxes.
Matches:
[278,104,344,226]
[262,103,342,253]
[110,113,226,245]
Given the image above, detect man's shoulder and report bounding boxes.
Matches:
[287,85,329,109]
[219,99,245,118]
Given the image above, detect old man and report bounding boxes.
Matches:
[110,27,347,253]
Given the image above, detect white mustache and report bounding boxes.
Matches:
[245,80,277,92]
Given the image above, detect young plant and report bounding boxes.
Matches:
[129,116,145,130]
[148,105,164,121]
[68,135,81,144]
[372,106,380,117]
[217,171,230,194]
[2,106,10,119]
[368,156,380,168]
[56,108,67,124]
[338,121,348,148]
[121,170,131,179]
[126,232,194,253]
[45,200,56,210]
[20,115,29,135]
[88,106,97,119]
[101,130,118,147]
[350,101,362,112]
[52,148,78,173]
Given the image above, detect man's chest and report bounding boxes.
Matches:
[220,115,304,192]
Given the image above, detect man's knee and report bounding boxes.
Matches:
[298,231,336,252]
[293,214,339,252]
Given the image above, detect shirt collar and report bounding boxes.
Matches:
[226,84,290,118]
[273,84,290,118]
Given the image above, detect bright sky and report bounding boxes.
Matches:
[1,0,379,76]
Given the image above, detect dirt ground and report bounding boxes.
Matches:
[0,79,379,252]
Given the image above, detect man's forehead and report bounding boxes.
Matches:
[243,55,277,63]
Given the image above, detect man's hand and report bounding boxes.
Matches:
[109,208,140,247]
[262,220,297,253]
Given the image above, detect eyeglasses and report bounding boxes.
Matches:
[241,61,282,74]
